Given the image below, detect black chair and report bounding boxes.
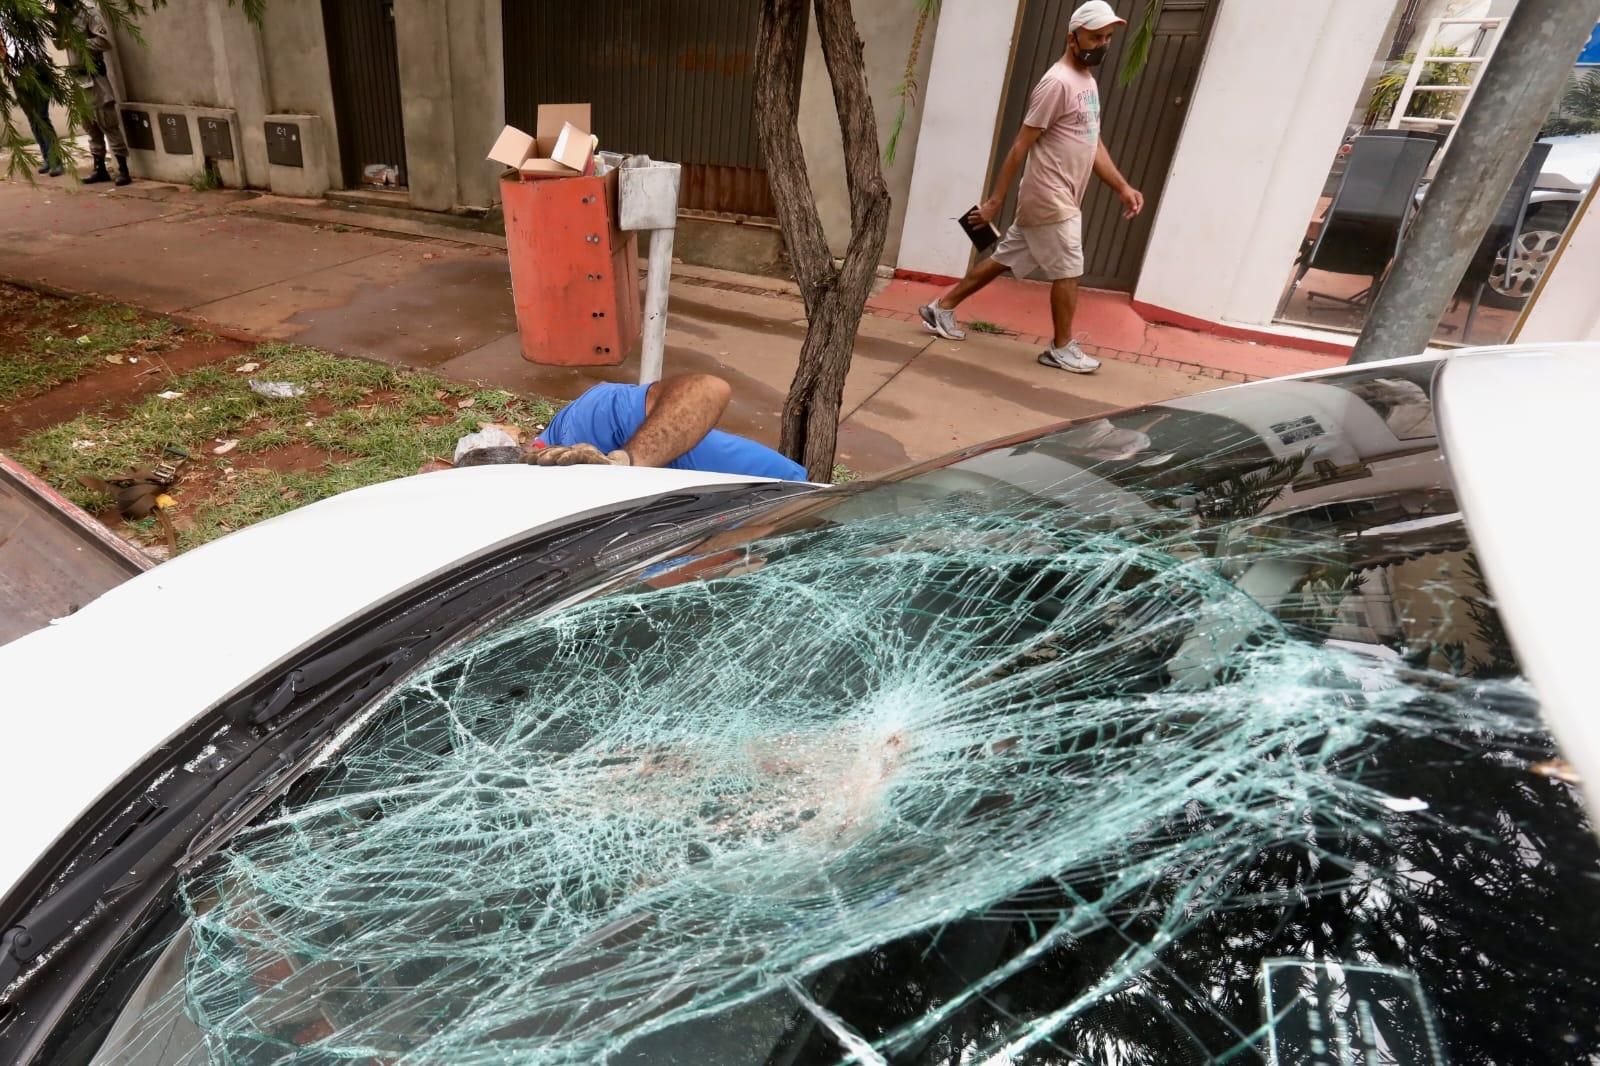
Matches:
[1278,134,1438,316]
[1361,127,1448,160]
[1454,140,1551,343]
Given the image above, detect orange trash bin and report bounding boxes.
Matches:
[501,170,642,367]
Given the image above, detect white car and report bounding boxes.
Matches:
[0,346,1596,1064]
[1481,132,1600,308]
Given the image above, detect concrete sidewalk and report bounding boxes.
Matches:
[1,174,1225,475]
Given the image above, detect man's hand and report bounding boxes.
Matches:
[970,197,1004,225]
[1119,186,1145,220]
[528,444,631,467]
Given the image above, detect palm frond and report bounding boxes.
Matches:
[884,0,937,166]
[1562,70,1600,119]
[1118,0,1160,87]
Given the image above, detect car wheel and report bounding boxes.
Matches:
[1479,207,1573,310]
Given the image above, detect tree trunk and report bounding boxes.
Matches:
[755,0,892,481]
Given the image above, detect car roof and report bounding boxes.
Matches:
[0,465,755,899]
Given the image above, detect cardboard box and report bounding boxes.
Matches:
[487,103,594,179]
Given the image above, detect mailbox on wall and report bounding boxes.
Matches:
[263,113,328,197]
[121,103,243,187]
[121,109,155,152]
[198,117,234,161]
[158,112,192,155]
[266,121,304,168]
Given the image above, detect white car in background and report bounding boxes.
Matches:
[0,347,1596,1064]
[1483,132,1600,307]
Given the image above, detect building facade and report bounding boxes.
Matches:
[101,0,936,273]
[899,0,1598,349]
[100,0,1596,348]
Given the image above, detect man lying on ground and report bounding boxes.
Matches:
[458,374,808,482]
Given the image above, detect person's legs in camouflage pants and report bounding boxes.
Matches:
[83,75,130,186]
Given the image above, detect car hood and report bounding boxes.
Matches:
[0,465,763,900]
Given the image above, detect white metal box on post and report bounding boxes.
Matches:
[617,159,683,385]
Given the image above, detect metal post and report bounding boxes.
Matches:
[616,159,683,385]
[1349,0,1600,364]
[639,228,676,385]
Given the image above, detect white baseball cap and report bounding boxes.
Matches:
[1069,0,1128,31]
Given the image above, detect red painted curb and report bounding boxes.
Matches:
[1130,299,1353,357]
[891,268,962,286]
[0,452,154,572]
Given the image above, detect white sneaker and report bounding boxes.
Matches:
[1037,340,1101,374]
[920,303,967,341]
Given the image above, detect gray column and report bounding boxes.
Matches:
[450,0,505,210]
[207,2,272,188]
[394,0,459,211]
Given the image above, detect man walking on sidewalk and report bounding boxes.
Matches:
[921,0,1142,374]
[57,0,130,186]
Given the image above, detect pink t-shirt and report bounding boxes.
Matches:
[1015,61,1101,227]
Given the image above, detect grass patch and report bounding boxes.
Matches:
[15,343,559,551]
[0,300,181,403]
[968,320,1008,336]
[189,165,222,192]
[830,463,859,485]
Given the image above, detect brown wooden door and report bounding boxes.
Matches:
[322,0,408,189]
[991,0,1219,289]
[502,0,775,218]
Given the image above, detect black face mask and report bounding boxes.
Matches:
[1073,33,1109,67]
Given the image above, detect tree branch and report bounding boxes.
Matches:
[752,0,893,479]
[814,0,890,237]
[754,0,836,313]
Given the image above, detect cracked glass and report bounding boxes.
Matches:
[75,365,1600,1065]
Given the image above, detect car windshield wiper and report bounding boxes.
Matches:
[0,762,227,989]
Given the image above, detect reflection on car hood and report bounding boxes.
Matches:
[0,465,759,903]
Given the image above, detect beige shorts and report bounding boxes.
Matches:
[991,216,1084,281]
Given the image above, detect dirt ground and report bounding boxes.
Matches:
[0,290,252,447]
[1,283,557,555]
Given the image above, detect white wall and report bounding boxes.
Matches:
[895,0,1022,278]
[1132,0,1395,326]
[1516,192,1600,343]
[798,1,941,265]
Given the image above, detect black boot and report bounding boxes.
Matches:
[114,154,132,187]
[84,158,112,184]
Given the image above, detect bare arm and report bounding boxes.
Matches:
[974,125,1045,223]
[624,374,732,467]
[1094,141,1144,219]
[528,374,733,469]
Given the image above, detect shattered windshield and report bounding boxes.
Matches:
[83,365,1600,1065]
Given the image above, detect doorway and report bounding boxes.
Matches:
[991,0,1220,289]
[322,0,408,190]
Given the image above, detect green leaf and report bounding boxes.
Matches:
[1118,0,1161,87]
[883,0,939,166]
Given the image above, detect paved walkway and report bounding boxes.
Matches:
[869,277,1348,382]
[0,172,1285,475]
